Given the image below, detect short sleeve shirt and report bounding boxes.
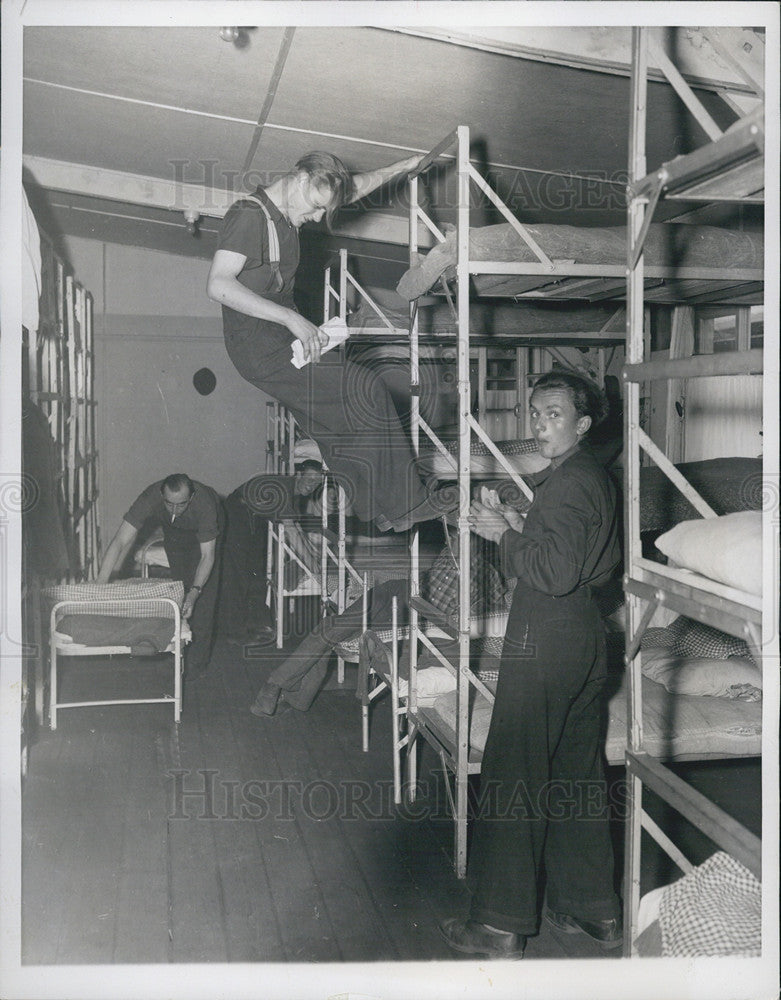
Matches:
[125,480,221,543]
[218,187,300,341]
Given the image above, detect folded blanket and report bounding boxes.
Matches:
[55,614,176,654]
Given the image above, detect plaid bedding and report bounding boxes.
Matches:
[426,535,508,618]
[642,615,755,664]
[659,851,760,956]
[44,580,185,619]
[419,436,540,458]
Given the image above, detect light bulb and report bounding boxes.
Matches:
[183,209,200,236]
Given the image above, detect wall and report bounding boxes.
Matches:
[683,375,763,462]
[61,237,270,545]
[647,352,763,464]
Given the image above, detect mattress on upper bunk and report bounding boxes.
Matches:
[414,451,761,517]
[640,456,763,534]
[397,222,764,301]
[346,295,625,339]
[420,670,762,766]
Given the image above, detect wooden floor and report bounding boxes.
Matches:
[21,624,761,967]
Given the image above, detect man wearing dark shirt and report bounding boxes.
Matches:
[206,151,455,531]
[97,473,223,675]
[221,456,325,643]
[440,371,622,959]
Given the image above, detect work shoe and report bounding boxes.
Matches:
[439,918,526,959]
[250,682,281,717]
[389,489,461,532]
[544,907,622,949]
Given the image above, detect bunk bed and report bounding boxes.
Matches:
[396,218,764,305]
[621,26,765,956]
[347,28,766,904]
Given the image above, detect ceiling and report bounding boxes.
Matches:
[20,24,763,272]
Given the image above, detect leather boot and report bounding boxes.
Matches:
[439,917,526,959]
[250,682,281,716]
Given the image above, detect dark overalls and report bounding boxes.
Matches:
[467,444,622,935]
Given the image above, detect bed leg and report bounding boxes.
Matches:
[174,643,182,723]
[49,636,58,731]
[361,697,370,753]
[405,720,418,801]
[623,769,643,956]
[455,771,468,879]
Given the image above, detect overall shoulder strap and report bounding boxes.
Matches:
[238,194,280,267]
[234,194,283,292]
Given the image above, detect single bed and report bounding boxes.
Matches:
[44,579,190,729]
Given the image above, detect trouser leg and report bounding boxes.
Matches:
[220,501,270,635]
[227,332,428,523]
[166,540,220,674]
[467,588,615,936]
[544,626,619,922]
[263,579,409,711]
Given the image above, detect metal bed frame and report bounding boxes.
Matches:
[348,30,765,884]
[621,26,765,955]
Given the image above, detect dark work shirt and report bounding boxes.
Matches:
[234,475,303,521]
[499,443,620,597]
[124,480,221,543]
[217,186,300,343]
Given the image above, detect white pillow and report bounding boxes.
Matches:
[655,511,762,595]
[397,666,456,704]
[641,646,762,700]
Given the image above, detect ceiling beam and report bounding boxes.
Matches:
[22,154,433,248]
[388,26,763,95]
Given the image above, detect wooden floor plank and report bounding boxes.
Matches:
[111,721,177,963]
[20,632,761,967]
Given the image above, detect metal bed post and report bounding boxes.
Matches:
[323,264,331,324]
[454,124,472,878]
[336,482,347,683]
[623,24,649,957]
[407,168,422,801]
[339,249,348,321]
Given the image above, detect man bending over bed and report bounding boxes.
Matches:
[439,370,622,959]
[97,473,223,677]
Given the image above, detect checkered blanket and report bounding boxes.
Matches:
[420,436,540,458]
[44,580,185,619]
[642,616,755,664]
[659,851,761,956]
[427,536,509,618]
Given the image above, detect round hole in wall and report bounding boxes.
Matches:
[193,367,217,395]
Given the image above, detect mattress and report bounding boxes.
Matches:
[397,222,764,301]
[420,671,762,766]
[640,457,763,534]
